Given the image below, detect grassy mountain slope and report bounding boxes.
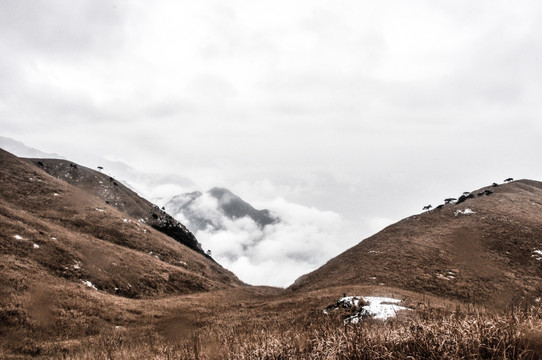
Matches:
[0,148,248,356]
[291,180,542,306]
[25,157,205,254]
[2,147,542,358]
[0,149,241,299]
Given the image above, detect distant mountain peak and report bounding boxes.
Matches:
[165,187,278,233]
[0,136,64,159]
[209,187,232,196]
[169,191,203,208]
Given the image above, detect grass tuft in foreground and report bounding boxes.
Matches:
[12,304,540,360]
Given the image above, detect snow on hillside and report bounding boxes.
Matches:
[454,208,476,216]
[351,297,411,322]
[324,295,411,323]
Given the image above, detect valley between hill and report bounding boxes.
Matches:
[1,148,541,359]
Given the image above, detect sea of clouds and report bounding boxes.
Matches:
[168,193,359,287]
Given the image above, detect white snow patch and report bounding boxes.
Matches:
[338,296,360,308]
[95,208,105,212]
[323,295,361,314]
[51,237,57,240]
[82,280,97,290]
[455,209,475,217]
[73,264,81,270]
[533,249,542,260]
[13,235,23,240]
[346,297,410,323]
[437,273,454,281]
[53,193,60,197]
[33,243,40,249]
[368,250,379,254]
[123,218,129,223]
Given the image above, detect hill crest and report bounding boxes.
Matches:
[291,179,542,307]
[25,157,206,255]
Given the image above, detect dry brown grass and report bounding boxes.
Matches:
[0,149,241,300]
[3,149,542,359]
[5,302,539,360]
[291,180,542,306]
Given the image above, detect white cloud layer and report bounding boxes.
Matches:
[193,197,359,287]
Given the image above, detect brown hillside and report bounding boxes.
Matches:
[0,148,241,300]
[0,148,248,357]
[24,157,204,254]
[3,147,542,358]
[291,180,542,306]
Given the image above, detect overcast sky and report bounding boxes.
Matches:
[2,0,542,286]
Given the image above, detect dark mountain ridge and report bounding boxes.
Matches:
[209,187,277,227]
[165,186,277,232]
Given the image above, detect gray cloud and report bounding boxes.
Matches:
[0,0,122,53]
